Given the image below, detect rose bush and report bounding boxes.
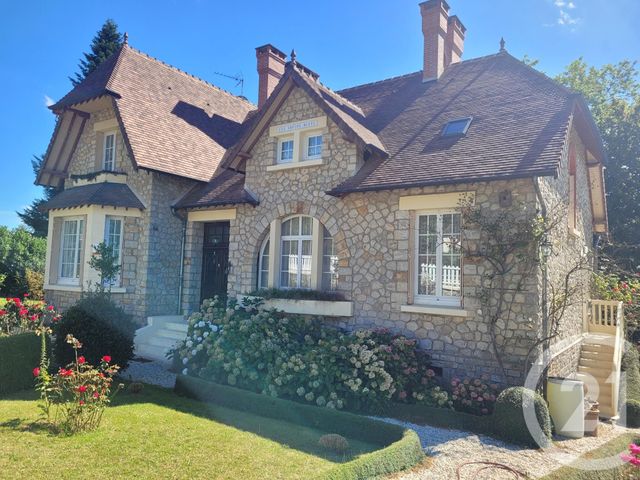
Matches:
[593,273,640,343]
[0,294,59,335]
[173,297,451,413]
[34,333,122,434]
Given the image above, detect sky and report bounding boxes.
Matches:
[0,0,638,230]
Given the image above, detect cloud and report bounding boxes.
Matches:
[44,95,54,107]
[549,0,581,29]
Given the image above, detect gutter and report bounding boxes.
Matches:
[171,207,188,316]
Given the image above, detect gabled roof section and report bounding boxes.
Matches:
[40,182,145,211]
[329,52,579,194]
[224,60,386,171]
[44,44,256,184]
[174,169,257,209]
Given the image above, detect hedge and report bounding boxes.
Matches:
[0,333,40,395]
[390,402,494,435]
[175,375,424,479]
[540,432,639,479]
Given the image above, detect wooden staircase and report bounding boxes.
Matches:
[574,301,624,419]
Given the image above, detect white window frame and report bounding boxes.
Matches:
[104,216,124,286]
[58,217,85,285]
[258,236,270,289]
[304,133,323,160]
[103,131,117,171]
[278,137,294,164]
[321,226,338,291]
[414,210,462,307]
[280,215,313,289]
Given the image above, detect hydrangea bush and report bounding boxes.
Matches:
[450,376,500,415]
[174,297,452,412]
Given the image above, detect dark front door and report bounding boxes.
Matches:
[201,221,230,302]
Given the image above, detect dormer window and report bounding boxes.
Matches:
[442,117,472,137]
[103,131,116,171]
[306,134,323,159]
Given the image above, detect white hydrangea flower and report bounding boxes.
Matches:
[203,331,209,338]
[182,368,188,375]
[186,340,193,348]
[182,357,188,365]
[191,349,197,356]
[211,325,219,332]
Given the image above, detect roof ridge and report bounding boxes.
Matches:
[123,44,255,108]
[338,70,422,94]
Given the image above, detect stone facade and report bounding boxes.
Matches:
[45,105,196,324]
[180,85,596,385]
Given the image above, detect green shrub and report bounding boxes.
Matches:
[493,387,551,448]
[174,298,450,413]
[247,288,346,301]
[623,400,640,428]
[53,293,136,369]
[0,226,46,296]
[175,375,424,479]
[0,333,41,394]
[622,348,640,402]
[24,269,44,300]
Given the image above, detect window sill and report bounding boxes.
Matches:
[44,284,82,292]
[266,159,324,172]
[239,295,353,317]
[401,304,469,317]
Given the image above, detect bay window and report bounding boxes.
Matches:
[415,212,462,306]
[59,218,85,284]
[104,216,123,286]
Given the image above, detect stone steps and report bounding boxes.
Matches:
[134,315,187,364]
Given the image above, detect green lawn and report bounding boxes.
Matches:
[0,386,380,480]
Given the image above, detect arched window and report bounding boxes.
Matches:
[257,215,338,291]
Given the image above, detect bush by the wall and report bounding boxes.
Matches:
[0,226,46,296]
[24,269,44,300]
[622,348,640,402]
[0,333,40,394]
[175,375,424,480]
[493,387,552,448]
[53,293,136,369]
[174,298,450,413]
[622,400,640,428]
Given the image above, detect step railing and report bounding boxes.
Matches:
[585,299,624,417]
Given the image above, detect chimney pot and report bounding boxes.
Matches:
[256,44,287,108]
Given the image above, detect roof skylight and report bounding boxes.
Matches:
[442,117,472,137]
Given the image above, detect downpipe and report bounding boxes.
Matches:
[172,207,188,316]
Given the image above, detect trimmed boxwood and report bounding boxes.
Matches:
[493,387,552,448]
[390,402,494,436]
[622,399,640,428]
[0,333,40,395]
[175,375,424,479]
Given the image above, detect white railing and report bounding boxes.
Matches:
[420,263,461,291]
[589,300,623,331]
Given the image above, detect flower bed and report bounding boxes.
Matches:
[175,375,425,480]
[173,298,451,413]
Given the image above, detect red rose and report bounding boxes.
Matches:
[29,314,38,322]
[47,305,54,311]
[79,400,85,406]
[59,368,73,377]
[0,310,6,316]
[33,367,40,377]
[77,356,86,365]
[19,308,28,316]
[102,355,112,363]
[23,293,29,297]
[93,392,100,399]
[77,385,87,393]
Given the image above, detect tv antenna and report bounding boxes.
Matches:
[212,71,244,96]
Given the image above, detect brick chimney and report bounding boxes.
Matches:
[419,0,466,82]
[256,44,286,108]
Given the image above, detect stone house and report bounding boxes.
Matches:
[39,1,612,399]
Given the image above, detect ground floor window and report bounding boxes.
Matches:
[104,216,123,286]
[415,212,462,306]
[59,217,85,284]
[258,215,338,291]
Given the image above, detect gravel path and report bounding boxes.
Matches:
[381,416,636,479]
[120,359,176,388]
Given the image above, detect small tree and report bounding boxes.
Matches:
[88,242,121,293]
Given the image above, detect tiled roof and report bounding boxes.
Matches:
[41,182,145,211]
[50,45,255,182]
[174,169,257,209]
[329,52,576,194]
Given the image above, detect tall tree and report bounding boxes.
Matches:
[556,59,640,272]
[71,19,123,86]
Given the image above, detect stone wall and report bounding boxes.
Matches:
[221,86,550,384]
[45,105,196,324]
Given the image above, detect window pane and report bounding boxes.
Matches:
[281,219,291,236]
[290,216,299,236]
[280,139,294,163]
[307,135,322,158]
[60,219,83,280]
[301,216,312,236]
[104,134,115,170]
[418,255,437,296]
[322,227,338,291]
[104,217,123,286]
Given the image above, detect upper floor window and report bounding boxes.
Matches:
[306,134,323,159]
[103,132,116,171]
[59,217,85,285]
[415,212,462,307]
[279,138,294,163]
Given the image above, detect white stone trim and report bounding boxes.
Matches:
[93,118,119,132]
[401,304,469,317]
[399,191,475,211]
[69,172,127,187]
[187,208,237,222]
[240,296,354,317]
[266,159,324,172]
